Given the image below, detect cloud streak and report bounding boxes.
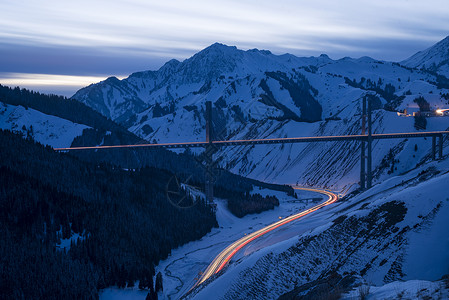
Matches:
[2,0,448,53]
[0,73,112,87]
[0,73,121,97]
[1,0,449,95]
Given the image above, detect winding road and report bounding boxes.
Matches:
[194,187,338,287]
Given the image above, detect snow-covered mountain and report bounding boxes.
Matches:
[188,154,449,300]
[402,36,449,77]
[0,85,146,152]
[0,102,89,148]
[73,43,327,123]
[72,38,449,192]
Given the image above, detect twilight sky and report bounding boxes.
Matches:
[1,0,449,96]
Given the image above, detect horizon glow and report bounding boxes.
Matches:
[0,73,125,97]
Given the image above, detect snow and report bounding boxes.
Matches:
[56,232,84,251]
[402,188,449,281]
[155,188,325,300]
[100,286,149,300]
[73,41,449,194]
[342,280,448,300]
[68,39,449,299]
[0,102,89,147]
[96,187,327,300]
[188,156,449,299]
[402,35,449,77]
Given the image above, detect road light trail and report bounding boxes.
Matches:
[195,187,338,287]
[53,131,449,151]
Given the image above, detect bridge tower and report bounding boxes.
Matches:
[205,101,214,205]
[360,97,366,189]
[360,95,373,189]
[431,134,444,160]
[432,136,437,160]
[367,96,373,188]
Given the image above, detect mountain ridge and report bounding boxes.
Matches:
[72,37,449,192]
[402,35,449,76]
[71,38,449,123]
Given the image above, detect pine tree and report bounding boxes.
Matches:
[155,272,163,292]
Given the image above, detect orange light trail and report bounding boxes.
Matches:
[54,141,207,151]
[54,131,449,151]
[195,187,338,287]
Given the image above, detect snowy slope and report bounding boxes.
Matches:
[342,279,448,300]
[67,38,449,300]
[187,154,449,300]
[0,101,89,147]
[99,188,327,300]
[155,188,324,300]
[402,36,449,76]
[72,38,449,192]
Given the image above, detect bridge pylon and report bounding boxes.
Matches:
[360,95,373,189]
[367,96,373,188]
[360,96,366,190]
[205,101,214,205]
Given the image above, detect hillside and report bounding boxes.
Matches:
[3,37,449,299]
[0,86,303,299]
[0,101,89,148]
[0,129,217,299]
[402,36,449,77]
[72,38,449,192]
[0,85,295,216]
[188,150,449,300]
[0,84,133,138]
[0,84,145,152]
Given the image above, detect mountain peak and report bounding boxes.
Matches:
[199,43,239,55]
[164,58,181,67]
[208,42,236,49]
[440,35,449,43]
[159,58,181,72]
[247,48,272,55]
[104,76,120,84]
[178,43,243,82]
[191,43,242,62]
[401,35,449,76]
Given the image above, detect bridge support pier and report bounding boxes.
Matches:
[432,136,436,160]
[360,95,373,189]
[360,141,366,189]
[367,96,373,189]
[439,135,444,159]
[360,97,366,190]
[205,101,214,205]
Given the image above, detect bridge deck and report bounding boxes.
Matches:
[54,131,449,151]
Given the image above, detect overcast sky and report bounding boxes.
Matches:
[1,0,449,96]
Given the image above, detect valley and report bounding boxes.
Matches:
[1,35,449,300]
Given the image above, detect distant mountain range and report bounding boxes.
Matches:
[73,37,449,123]
[402,36,449,76]
[70,37,449,191]
[1,37,449,191]
[1,37,448,299]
